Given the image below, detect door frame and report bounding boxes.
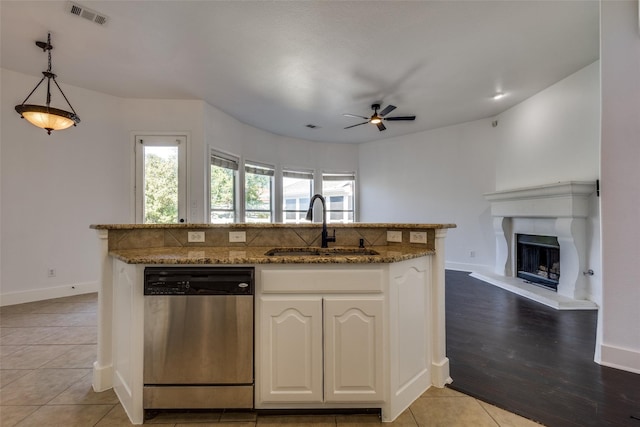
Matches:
[132,132,189,224]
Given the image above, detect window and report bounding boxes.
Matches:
[207,147,356,225]
[135,135,187,224]
[322,172,355,223]
[245,162,274,223]
[210,152,238,223]
[282,169,314,223]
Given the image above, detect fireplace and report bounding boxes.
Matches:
[516,234,560,290]
[480,181,597,306]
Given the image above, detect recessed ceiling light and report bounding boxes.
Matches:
[492,92,506,100]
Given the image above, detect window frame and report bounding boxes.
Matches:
[322,171,357,224]
[207,147,357,224]
[282,168,314,224]
[135,134,188,224]
[244,161,275,223]
[209,150,239,223]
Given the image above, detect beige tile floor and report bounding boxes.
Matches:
[0,293,543,426]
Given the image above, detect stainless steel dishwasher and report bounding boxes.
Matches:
[143,267,254,410]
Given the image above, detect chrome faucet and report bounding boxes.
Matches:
[305,194,336,248]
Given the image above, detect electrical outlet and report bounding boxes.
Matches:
[470,251,476,258]
[187,231,205,243]
[47,268,56,277]
[229,231,246,243]
[387,231,402,243]
[409,231,427,244]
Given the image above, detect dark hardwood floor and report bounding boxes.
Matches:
[445,270,640,427]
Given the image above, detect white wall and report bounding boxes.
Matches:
[495,61,600,190]
[204,102,358,174]
[495,61,602,304]
[121,99,207,222]
[1,69,129,304]
[0,70,358,304]
[203,102,359,223]
[599,0,640,373]
[358,119,498,271]
[356,57,616,372]
[359,62,600,277]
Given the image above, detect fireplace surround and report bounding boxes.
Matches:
[477,181,598,310]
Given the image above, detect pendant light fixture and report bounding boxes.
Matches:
[15,32,80,134]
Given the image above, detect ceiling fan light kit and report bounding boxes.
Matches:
[15,32,80,135]
[344,103,416,131]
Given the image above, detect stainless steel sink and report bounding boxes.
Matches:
[265,247,380,257]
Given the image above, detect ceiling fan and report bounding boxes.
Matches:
[344,103,416,131]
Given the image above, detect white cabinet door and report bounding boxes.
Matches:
[324,297,384,402]
[259,296,323,403]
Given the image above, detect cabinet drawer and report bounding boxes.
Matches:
[261,268,384,293]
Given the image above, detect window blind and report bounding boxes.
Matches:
[211,154,239,170]
[283,170,313,180]
[323,173,356,181]
[245,164,275,176]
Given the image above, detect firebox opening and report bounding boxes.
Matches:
[516,234,560,291]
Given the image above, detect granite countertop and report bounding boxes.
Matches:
[92,223,457,230]
[109,245,435,265]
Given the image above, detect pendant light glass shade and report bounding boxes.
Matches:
[15,33,80,135]
[16,105,78,132]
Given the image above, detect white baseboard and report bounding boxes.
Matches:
[0,281,99,306]
[431,357,452,388]
[92,361,114,392]
[445,261,489,272]
[600,343,640,374]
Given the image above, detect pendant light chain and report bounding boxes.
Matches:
[46,39,52,107]
[47,33,52,73]
[46,32,79,116]
[14,32,81,134]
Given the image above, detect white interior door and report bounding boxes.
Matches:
[135,135,187,224]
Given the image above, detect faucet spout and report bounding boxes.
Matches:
[306,194,336,248]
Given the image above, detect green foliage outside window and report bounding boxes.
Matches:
[144,152,178,223]
[210,164,270,222]
[245,172,271,222]
[211,166,235,209]
[245,173,270,209]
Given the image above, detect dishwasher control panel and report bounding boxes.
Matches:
[144,280,191,295]
[144,267,254,296]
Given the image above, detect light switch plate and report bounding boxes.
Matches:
[387,231,402,243]
[187,231,205,243]
[409,231,427,244]
[229,231,246,243]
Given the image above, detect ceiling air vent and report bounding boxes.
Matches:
[66,2,109,26]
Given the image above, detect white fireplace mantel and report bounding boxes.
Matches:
[476,181,598,310]
[484,181,595,218]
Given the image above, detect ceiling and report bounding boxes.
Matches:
[1,1,599,144]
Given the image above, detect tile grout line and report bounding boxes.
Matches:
[407,407,420,426]
[90,403,118,427]
[475,399,502,427]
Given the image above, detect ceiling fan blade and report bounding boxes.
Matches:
[378,104,396,117]
[384,115,416,121]
[344,121,370,129]
[343,113,369,119]
[376,122,387,131]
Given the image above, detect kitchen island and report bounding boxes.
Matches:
[90,223,455,424]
